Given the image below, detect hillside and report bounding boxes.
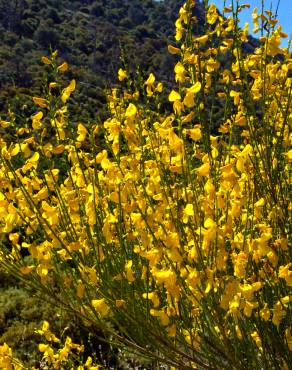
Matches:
[0,0,260,122]
[0,0,204,120]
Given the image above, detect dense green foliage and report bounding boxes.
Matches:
[0,0,259,122]
[0,0,196,120]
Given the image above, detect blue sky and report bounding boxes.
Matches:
[211,0,292,47]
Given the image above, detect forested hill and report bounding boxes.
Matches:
[0,0,174,117]
[0,0,257,120]
[0,0,205,119]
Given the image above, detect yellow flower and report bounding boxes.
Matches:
[181,112,194,123]
[57,62,69,72]
[188,81,202,94]
[187,127,201,141]
[174,62,185,83]
[125,103,137,120]
[36,321,60,343]
[173,100,184,114]
[142,292,160,308]
[38,343,48,352]
[28,151,40,165]
[232,251,248,279]
[154,269,177,293]
[41,201,59,226]
[183,203,194,223]
[0,120,10,128]
[155,82,163,93]
[228,294,240,317]
[19,265,34,274]
[38,343,55,361]
[92,298,110,316]
[202,218,217,248]
[230,90,241,105]
[235,325,242,340]
[175,18,184,41]
[145,73,155,86]
[49,82,57,89]
[266,32,282,57]
[145,73,155,96]
[206,4,218,25]
[251,331,262,351]
[76,123,88,142]
[168,324,177,337]
[252,7,259,32]
[61,79,76,103]
[115,299,125,308]
[117,68,127,81]
[33,97,48,108]
[0,343,13,370]
[195,163,210,176]
[169,129,183,153]
[195,35,209,45]
[183,92,195,108]
[150,309,169,326]
[76,281,85,298]
[278,264,292,286]
[125,260,135,282]
[168,90,181,102]
[168,44,180,54]
[243,301,258,318]
[260,304,270,321]
[272,301,286,327]
[41,56,51,64]
[10,144,20,157]
[31,111,43,130]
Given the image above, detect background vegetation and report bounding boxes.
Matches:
[0,0,259,121]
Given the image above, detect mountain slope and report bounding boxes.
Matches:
[0,0,207,119]
[0,0,258,121]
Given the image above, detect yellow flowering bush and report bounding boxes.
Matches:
[0,1,291,369]
[0,321,102,369]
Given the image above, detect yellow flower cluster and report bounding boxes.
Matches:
[0,343,14,370]
[0,1,291,368]
[0,322,102,370]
